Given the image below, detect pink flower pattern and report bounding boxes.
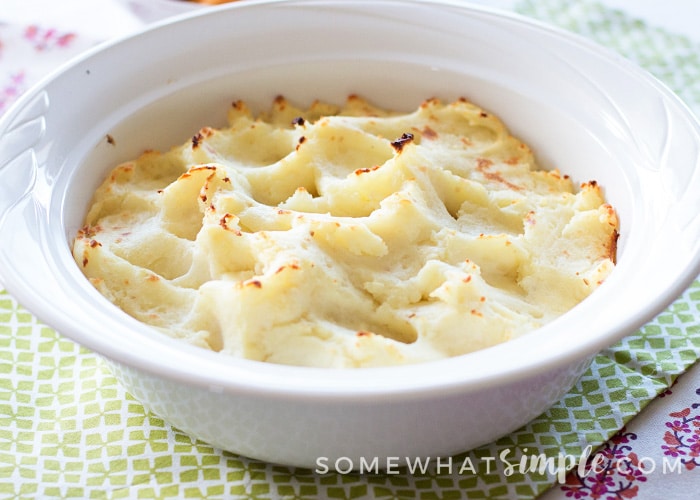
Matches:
[0,24,79,115]
[560,386,700,498]
[0,71,26,113]
[660,388,700,471]
[23,25,76,52]
[561,429,647,499]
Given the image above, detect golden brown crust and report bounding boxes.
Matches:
[73,95,619,368]
[187,0,239,5]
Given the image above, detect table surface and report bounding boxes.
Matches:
[1,1,699,499]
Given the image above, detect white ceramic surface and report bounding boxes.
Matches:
[1,0,699,468]
[117,0,202,23]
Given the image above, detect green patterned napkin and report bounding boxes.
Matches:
[2,1,700,498]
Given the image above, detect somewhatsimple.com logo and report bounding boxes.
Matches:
[315,445,687,483]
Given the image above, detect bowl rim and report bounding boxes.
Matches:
[1,0,699,400]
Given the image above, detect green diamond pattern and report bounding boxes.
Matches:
[2,1,700,498]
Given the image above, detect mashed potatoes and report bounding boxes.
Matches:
[73,96,618,368]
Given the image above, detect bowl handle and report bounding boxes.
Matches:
[0,91,48,230]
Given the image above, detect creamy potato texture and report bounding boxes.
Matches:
[73,96,618,368]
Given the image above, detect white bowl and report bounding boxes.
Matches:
[117,0,203,23]
[1,0,699,469]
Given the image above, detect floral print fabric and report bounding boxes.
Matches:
[544,369,700,499]
[0,22,93,115]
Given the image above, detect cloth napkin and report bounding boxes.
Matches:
[1,1,699,498]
